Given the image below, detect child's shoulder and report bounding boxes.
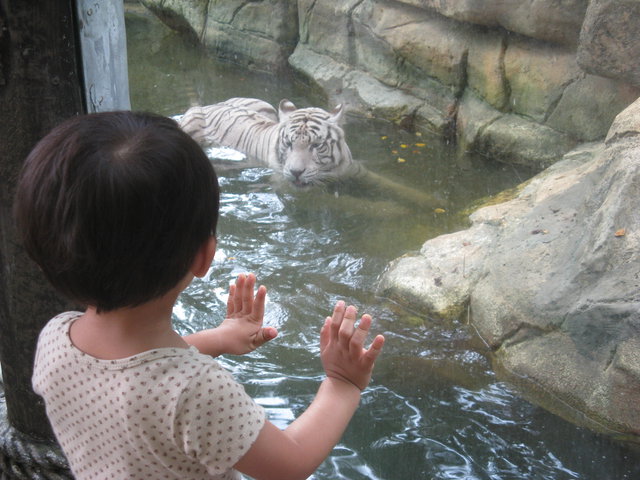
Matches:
[38,311,82,341]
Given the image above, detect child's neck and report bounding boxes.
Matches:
[69,289,188,360]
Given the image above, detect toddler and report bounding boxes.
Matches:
[14,111,385,480]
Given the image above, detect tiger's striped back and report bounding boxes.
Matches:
[178,98,281,167]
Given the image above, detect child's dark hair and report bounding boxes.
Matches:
[14,111,219,312]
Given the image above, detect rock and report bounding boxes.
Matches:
[546,74,640,142]
[140,0,207,42]
[504,39,581,123]
[378,99,640,442]
[577,0,640,87]
[289,44,451,134]
[466,31,508,110]
[352,1,473,93]
[395,0,588,47]
[142,0,298,72]
[606,91,640,142]
[476,113,577,169]
[378,223,498,320]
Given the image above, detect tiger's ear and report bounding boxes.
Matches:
[278,99,297,121]
[329,103,344,123]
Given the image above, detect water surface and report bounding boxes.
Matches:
[126,9,640,479]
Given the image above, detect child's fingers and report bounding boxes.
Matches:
[338,305,358,345]
[252,326,278,349]
[226,284,236,316]
[233,274,246,312]
[252,285,267,321]
[363,334,385,364]
[242,273,256,312]
[330,301,346,340]
[320,316,331,351]
[349,314,372,356]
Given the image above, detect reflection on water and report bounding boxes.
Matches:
[127,8,640,479]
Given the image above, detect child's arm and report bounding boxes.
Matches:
[183,273,277,356]
[234,301,385,480]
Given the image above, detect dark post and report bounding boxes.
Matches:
[0,0,83,476]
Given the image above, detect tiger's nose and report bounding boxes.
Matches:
[290,168,305,180]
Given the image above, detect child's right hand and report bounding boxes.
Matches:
[320,301,385,391]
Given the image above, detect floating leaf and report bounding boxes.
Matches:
[400,144,408,148]
[416,132,423,137]
[397,157,406,163]
[434,208,446,214]
[391,149,398,154]
[380,135,388,140]
[415,143,426,147]
[615,228,626,237]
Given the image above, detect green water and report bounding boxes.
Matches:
[126,8,640,479]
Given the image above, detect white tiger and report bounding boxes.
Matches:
[178,97,442,207]
[178,97,362,187]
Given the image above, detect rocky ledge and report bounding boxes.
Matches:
[379,98,640,444]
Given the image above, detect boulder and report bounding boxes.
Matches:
[378,99,640,443]
[141,0,298,72]
[577,0,640,87]
[395,0,587,47]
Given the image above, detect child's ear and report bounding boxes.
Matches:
[191,237,217,278]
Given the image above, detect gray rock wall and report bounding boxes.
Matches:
[142,0,639,169]
[378,99,640,444]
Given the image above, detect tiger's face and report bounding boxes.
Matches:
[276,100,353,187]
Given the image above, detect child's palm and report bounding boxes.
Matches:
[320,302,384,391]
[219,273,277,354]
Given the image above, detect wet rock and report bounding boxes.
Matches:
[378,99,640,443]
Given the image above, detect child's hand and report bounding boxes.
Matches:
[217,273,277,355]
[320,301,385,391]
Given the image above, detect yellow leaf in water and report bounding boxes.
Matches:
[615,228,626,237]
[381,135,388,140]
[391,150,398,154]
[434,208,446,214]
[400,144,408,148]
[416,132,423,137]
[397,158,406,163]
[415,143,426,147]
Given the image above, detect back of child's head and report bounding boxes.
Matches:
[14,111,220,312]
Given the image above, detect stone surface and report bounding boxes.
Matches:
[378,99,640,442]
[142,0,298,71]
[577,0,640,87]
[396,0,588,47]
[475,113,578,169]
[503,39,581,123]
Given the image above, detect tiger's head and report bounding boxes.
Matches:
[276,100,356,187]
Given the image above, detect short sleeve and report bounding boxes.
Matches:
[173,362,266,476]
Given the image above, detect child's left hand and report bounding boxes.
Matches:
[184,273,277,356]
[216,273,277,355]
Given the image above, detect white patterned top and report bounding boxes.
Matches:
[33,312,265,480]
